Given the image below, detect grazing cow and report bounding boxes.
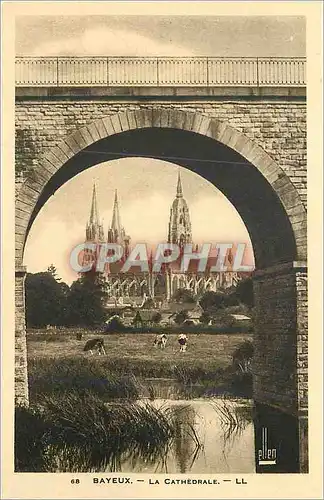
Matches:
[178,334,188,352]
[83,338,106,356]
[154,333,167,349]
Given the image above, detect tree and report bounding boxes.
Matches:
[25,272,69,327]
[132,311,142,327]
[232,341,254,373]
[199,311,211,324]
[142,297,155,308]
[104,316,126,332]
[234,277,254,308]
[152,312,162,324]
[172,288,195,304]
[67,270,107,327]
[174,310,189,325]
[47,264,61,282]
[199,291,227,312]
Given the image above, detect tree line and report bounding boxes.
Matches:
[25,266,107,328]
[26,265,254,328]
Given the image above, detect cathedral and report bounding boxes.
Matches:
[83,173,240,304]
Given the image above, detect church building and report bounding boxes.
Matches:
[83,172,240,304]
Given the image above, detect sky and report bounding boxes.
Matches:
[24,161,254,284]
[19,15,304,284]
[16,15,305,57]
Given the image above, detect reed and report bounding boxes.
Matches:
[28,357,139,402]
[211,397,253,445]
[15,392,180,472]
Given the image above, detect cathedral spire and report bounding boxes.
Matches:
[111,190,122,234]
[89,183,99,225]
[176,170,183,198]
[107,191,131,258]
[86,182,104,242]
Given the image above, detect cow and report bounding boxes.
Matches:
[76,331,83,341]
[178,334,188,352]
[154,333,167,349]
[83,338,106,356]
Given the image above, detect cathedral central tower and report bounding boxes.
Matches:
[168,171,192,249]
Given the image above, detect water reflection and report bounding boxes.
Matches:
[172,404,198,473]
[109,399,255,474]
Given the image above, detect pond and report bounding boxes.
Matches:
[106,397,255,474]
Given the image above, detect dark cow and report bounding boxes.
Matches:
[178,334,188,352]
[83,338,106,355]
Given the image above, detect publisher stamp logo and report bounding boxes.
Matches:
[258,427,277,466]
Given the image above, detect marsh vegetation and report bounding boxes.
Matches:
[15,331,254,472]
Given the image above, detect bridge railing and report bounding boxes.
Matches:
[15,56,306,87]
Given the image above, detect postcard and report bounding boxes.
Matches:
[1,1,323,499]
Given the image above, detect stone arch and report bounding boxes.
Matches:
[16,108,306,269]
[15,108,308,472]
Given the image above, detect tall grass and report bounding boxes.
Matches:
[15,392,200,473]
[28,356,253,404]
[28,358,139,402]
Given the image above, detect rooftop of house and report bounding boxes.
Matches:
[230,313,251,320]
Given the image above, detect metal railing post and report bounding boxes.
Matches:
[206,57,209,86]
[56,57,59,86]
[256,57,259,87]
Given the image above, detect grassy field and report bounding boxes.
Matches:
[27,330,253,396]
[27,330,252,367]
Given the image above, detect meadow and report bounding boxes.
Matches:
[27,330,252,374]
[27,329,253,401]
[16,329,254,472]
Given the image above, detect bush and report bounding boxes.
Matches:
[232,340,254,373]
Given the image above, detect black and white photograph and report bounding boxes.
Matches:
[1,2,323,499]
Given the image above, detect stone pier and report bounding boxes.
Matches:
[253,261,308,473]
[15,266,29,407]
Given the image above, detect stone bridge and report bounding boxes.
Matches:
[15,56,307,472]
